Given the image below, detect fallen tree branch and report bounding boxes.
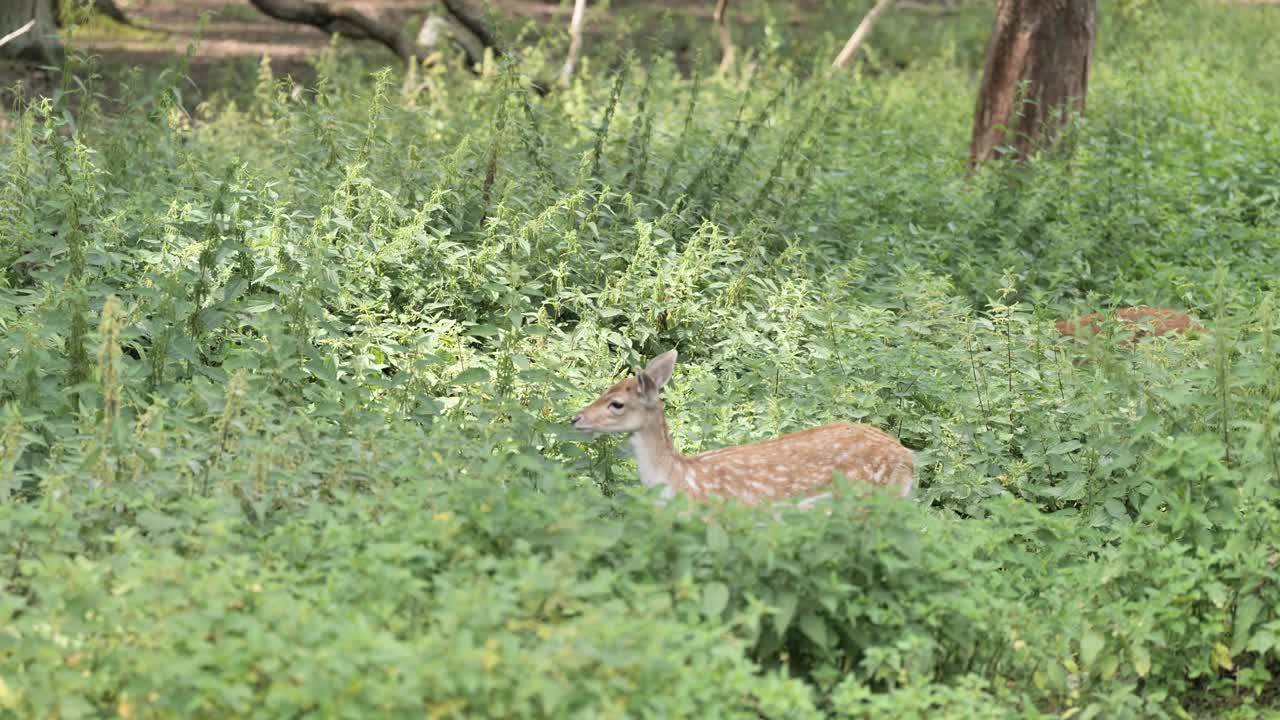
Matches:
[0,19,37,50]
[417,12,485,64]
[248,0,548,93]
[896,0,964,14]
[713,0,734,74]
[832,0,896,69]
[558,0,587,83]
[248,0,410,61]
[437,0,550,94]
[94,0,134,26]
[441,0,502,63]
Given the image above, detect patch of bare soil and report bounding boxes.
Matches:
[3,0,733,111]
[1,0,560,111]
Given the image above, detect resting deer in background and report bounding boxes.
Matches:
[571,350,914,508]
[1056,306,1204,347]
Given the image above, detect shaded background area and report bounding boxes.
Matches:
[2,0,991,110]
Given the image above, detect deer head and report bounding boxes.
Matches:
[572,350,677,434]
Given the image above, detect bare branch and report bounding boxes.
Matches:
[417,12,486,66]
[832,0,896,70]
[94,0,133,26]
[713,0,734,74]
[437,0,550,94]
[559,0,587,84]
[896,0,964,14]
[440,0,501,62]
[0,19,36,50]
[248,0,410,61]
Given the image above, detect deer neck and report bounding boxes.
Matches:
[629,402,687,491]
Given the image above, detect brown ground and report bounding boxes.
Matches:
[1,0,826,110]
[83,0,548,64]
[25,0,1272,115]
[2,0,564,107]
[2,0,1274,112]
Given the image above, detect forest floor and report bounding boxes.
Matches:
[1,0,828,109]
[1,0,1276,109]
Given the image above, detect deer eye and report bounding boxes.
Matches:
[609,400,625,410]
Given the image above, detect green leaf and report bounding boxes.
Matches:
[797,612,829,648]
[1246,630,1277,656]
[1132,412,1162,438]
[1081,629,1104,666]
[1103,499,1128,520]
[137,511,179,534]
[453,367,490,385]
[516,368,559,384]
[1048,440,1083,456]
[1232,595,1263,654]
[1131,643,1151,678]
[1058,476,1087,501]
[1205,581,1228,608]
[702,582,730,619]
[1212,642,1234,671]
[1099,652,1120,680]
[466,324,501,337]
[774,592,798,634]
[706,522,729,553]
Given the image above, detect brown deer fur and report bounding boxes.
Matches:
[572,351,913,508]
[1056,307,1203,346]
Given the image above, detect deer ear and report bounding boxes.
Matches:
[635,370,654,397]
[643,350,677,390]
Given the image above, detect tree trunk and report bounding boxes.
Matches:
[0,0,62,65]
[968,0,1095,170]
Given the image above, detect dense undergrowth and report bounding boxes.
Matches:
[3,1,1280,717]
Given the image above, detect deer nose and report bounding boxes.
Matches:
[571,414,582,426]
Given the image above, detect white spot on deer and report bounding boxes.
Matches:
[797,492,832,509]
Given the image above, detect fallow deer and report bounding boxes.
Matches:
[1056,306,1204,347]
[571,350,914,508]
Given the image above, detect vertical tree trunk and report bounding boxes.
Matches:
[0,0,62,65]
[968,0,1095,171]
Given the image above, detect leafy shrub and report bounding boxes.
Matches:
[2,1,1280,716]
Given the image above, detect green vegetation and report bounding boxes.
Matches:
[3,2,1280,717]
[216,2,264,23]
